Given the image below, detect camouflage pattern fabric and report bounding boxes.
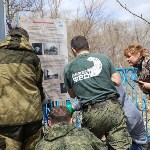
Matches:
[35,122,108,150]
[134,55,150,82]
[133,55,150,94]
[0,120,43,150]
[139,56,150,82]
[0,134,21,150]
[21,127,43,150]
[82,100,132,150]
[0,127,42,150]
[0,35,43,125]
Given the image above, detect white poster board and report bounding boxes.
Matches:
[18,16,69,102]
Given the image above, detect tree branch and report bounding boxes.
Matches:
[116,0,150,25]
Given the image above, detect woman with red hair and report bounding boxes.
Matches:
[124,44,150,94]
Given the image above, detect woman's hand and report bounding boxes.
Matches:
[138,81,150,90]
[138,81,150,94]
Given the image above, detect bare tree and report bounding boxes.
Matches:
[30,0,62,18]
[116,0,150,25]
[4,0,150,68]
[48,0,62,19]
[116,0,150,45]
[67,0,107,59]
[5,0,37,21]
[5,0,63,22]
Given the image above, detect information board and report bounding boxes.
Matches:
[18,16,69,102]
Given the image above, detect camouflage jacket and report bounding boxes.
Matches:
[0,34,44,125]
[35,122,107,150]
[134,55,150,82]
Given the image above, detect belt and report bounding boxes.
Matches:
[83,98,118,111]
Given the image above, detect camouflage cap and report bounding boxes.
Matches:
[9,27,29,41]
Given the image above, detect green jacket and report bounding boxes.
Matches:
[0,34,44,125]
[35,123,107,150]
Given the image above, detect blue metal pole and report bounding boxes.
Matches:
[0,0,7,42]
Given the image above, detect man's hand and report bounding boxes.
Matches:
[111,72,121,86]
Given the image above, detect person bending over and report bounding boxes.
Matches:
[67,85,147,150]
[35,106,107,150]
[64,35,131,150]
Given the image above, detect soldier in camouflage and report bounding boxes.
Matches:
[124,44,150,94]
[0,27,44,150]
[64,36,131,150]
[35,106,108,150]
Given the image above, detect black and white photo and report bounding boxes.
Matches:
[32,43,43,55]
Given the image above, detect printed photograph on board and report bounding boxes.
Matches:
[60,83,67,93]
[43,43,60,55]
[32,43,43,55]
[44,68,59,80]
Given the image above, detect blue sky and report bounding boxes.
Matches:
[60,0,150,21]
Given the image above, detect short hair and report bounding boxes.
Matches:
[71,36,89,52]
[49,106,71,124]
[9,27,29,41]
[124,44,149,57]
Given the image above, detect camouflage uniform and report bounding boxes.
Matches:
[133,55,150,82]
[133,55,150,94]
[64,53,132,150]
[82,100,131,150]
[35,122,108,150]
[0,32,44,149]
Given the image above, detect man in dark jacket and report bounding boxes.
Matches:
[0,27,44,150]
[35,106,108,150]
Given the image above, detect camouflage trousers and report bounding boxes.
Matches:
[82,100,132,150]
[0,120,43,150]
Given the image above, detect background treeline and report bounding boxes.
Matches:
[4,0,150,67]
